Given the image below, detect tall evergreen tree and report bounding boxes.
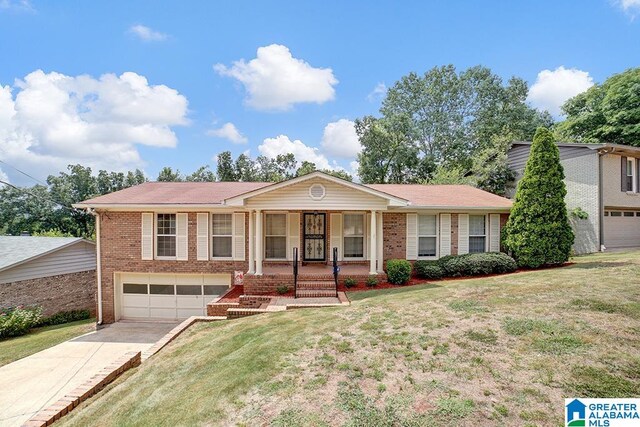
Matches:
[502,127,574,268]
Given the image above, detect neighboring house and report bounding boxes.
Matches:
[0,236,96,316]
[74,171,512,324]
[508,141,640,254]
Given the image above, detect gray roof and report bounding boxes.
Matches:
[511,141,640,153]
[0,236,94,272]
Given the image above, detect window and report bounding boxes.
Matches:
[604,211,610,216]
[212,214,233,258]
[265,213,287,259]
[469,215,486,254]
[611,211,622,217]
[150,284,174,295]
[626,159,634,192]
[624,211,635,217]
[204,285,229,296]
[418,214,437,257]
[343,214,364,258]
[176,285,202,295]
[123,283,147,294]
[156,214,176,257]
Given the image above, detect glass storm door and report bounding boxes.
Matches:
[303,213,326,261]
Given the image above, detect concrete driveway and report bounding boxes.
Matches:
[0,321,177,427]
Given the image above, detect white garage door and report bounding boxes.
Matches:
[119,273,231,320]
[603,211,640,249]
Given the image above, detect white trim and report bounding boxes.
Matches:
[468,214,488,254]
[223,171,409,207]
[264,212,288,260]
[343,212,366,260]
[154,213,178,260]
[439,214,451,257]
[308,183,326,200]
[210,213,234,260]
[196,213,209,261]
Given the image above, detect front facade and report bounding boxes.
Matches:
[76,172,512,324]
[508,142,640,254]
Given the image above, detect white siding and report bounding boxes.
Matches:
[245,177,389,210]
[440,214,451,257]
[0,241,96,284]
[196,213,209,261]
[287,213,300,261]
[458,214,469,255]
[406,213,418,260]
[330,213,342,261]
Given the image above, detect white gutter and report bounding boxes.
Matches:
[88,208,103,325]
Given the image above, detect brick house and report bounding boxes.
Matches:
[74,171,512,324]
[0,236,96,316]
[509,142,640,254]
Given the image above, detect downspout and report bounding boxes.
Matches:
[88,208,103,325]
[597,149,610,252]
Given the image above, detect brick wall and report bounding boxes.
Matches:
[99,211,248,323]
[0,270,96,316]
[383,212,406,261]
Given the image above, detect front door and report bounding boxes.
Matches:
[303,212,326,261]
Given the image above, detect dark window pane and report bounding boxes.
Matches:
[176,285,202,295]
[418,237,436,257]
[212,236,233,257]
[157,214,176,235]
[204,285,229,296]
[157,236,176,257]
[344,237,364,258]
[624,211,634,217]
[150,284,174,295]
[265,236,286,259]
[123,283,147,294]
[469,236,486,253]
[611,211,622,217]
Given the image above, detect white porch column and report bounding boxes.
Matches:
[369,210,377,275]
[248,210,255,274]
[255,210,263,275]
[376,212,384,273]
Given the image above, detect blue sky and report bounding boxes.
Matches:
[0,0,639,185]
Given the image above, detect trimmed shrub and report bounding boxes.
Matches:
[438,252,517,277]
[0,306,43,339]
[276,285,289,295]
[386,259,412,285]
[502,127,574,268]
[414,260,444,279]
[365,276,378,287]
[38,309,91,327]
[344,277,357,288]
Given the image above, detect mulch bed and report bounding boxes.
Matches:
[217,285,244,303]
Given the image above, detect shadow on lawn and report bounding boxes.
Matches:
[347,283,441,301]
[569,262,633,270]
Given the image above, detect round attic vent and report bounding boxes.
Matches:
[309,183,326,200]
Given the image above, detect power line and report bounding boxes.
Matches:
[0,180,80,214]
[0,158,49,187]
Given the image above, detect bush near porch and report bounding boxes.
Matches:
[415,252,517,280]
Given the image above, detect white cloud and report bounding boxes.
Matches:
[258,135,333,170]
[0,0,33,12]
[320,119,361,159]
[214,44,338,111]
[367,82,387,102]
[618,0,640,17]
[206,122,248,144]
[0,69,188,184]
[128,24,168,42]
[527,66,594,116]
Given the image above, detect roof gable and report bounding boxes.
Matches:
[0,237,95,272]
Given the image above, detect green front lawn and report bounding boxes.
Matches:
[62,251,640,426]
[0,318,95,367]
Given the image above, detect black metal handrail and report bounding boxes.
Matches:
[293,247,299,299]
[332,247,339,298]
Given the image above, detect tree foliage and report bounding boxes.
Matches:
[357,65,552,190]
[557,67,640,146]
[502,128,574,268]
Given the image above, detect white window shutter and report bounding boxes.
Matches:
[440,214,451,257]
[489,214,501,252]
[287,213,300,261]
[176,213,188,261]
[196,213,209,261]
[406,213,418,260]
[364,213,371,259]
[233,213,246,261]
[141,213,153,260]
[458,214,469,255]
[330,213,342,261]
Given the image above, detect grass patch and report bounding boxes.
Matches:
[0,319,94,367]
[271,408,328,427]
[532,334,586,355]
[569,366,640,397]
[502,317,565,336]
[464,329,498,345]
[435,398,475,419]
[571,298,640,319]
[448,299,488,313]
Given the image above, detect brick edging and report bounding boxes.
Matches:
[22,351,141,427]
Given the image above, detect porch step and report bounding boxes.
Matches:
[296,281,336,290]
[226,307,269,319]
[296,289,338,298]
